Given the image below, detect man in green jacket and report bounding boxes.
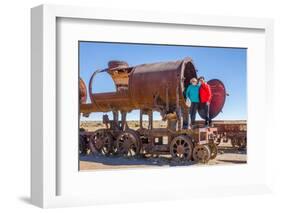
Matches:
[185,78,200,128]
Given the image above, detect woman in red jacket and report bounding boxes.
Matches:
[198,76,212,127]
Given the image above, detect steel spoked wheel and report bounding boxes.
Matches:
[209,143,218,160]
[193,145,211,163]
[214,137,221,146]
[170,135,193,160]
[110,140,119,155]
[116,130,140,157]
[90,129,113,156]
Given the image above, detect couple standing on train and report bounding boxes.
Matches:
[184,76,212,129]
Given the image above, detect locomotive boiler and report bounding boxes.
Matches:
[79,57,228,163]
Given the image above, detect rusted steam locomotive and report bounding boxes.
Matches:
[79,58,245,163]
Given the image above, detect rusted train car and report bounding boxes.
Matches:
[79,58,244,163]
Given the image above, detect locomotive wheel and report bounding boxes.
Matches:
[110,140,119,155]
[215,138,221,146]
[170,135,193,160]
[209,143,218,160]
[90,129,113,156]
[116,130,140,157]
[193,145,211,163]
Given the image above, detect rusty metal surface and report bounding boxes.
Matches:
[129,57,196,111]
[198,79,227,119]
[79,57,235,162]
[81,57,197,115]
[79,78,87,104]
[107,60,132,91]
[211,121,247,132]
[208,79,226,119]
[90,90,131,112]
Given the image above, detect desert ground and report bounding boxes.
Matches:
[79,121,247,171]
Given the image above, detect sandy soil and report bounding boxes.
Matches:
[79,121,247,171]
[80,120,168,131]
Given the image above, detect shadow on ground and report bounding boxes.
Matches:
[217,159,247,164]
[80,154,197,167]
[80,146,247,169]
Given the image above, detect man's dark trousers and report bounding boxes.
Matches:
[200,102,212,125]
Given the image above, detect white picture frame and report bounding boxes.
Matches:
[31,4,274,208]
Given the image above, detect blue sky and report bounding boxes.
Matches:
[79,41,247,121]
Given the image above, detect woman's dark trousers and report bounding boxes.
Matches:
[200,102,212,126]
[190,102,199,125]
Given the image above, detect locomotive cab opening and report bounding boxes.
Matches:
[180,59,197,101]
